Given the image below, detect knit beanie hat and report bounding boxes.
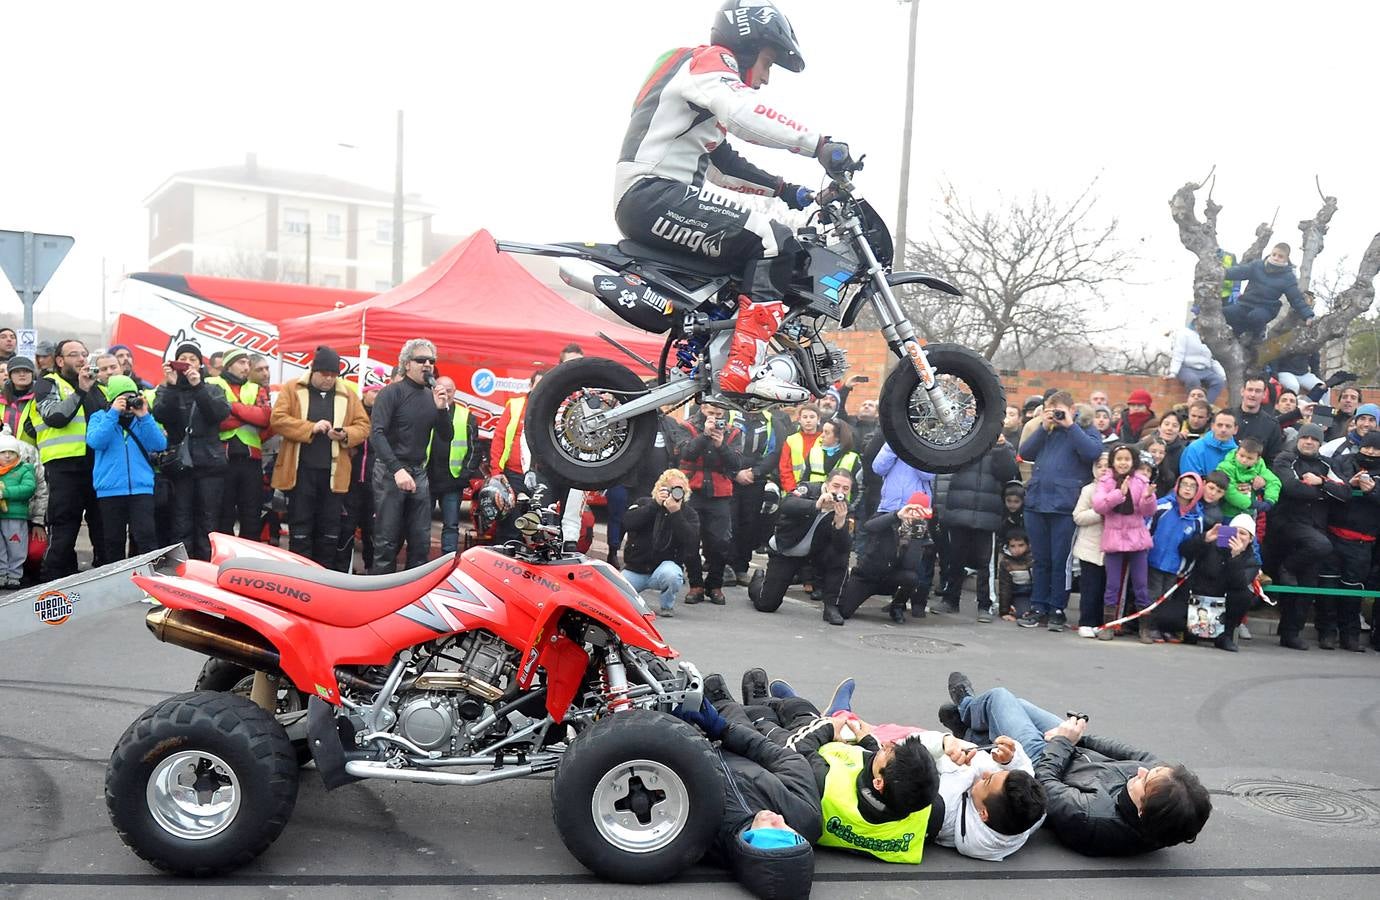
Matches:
[6,356,34,374]
[1127,389,1154,406]
[1297,423,1326,442]
[174,342,203,362]
[311,346,342,374]
[221,347,250,369]
[104,375,139,400]
[1354,403,1380,422]
[0,434,20,456]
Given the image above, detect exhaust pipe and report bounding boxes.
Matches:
[146,607,281,674]
[344,758,558,785]
[558,260,619,297]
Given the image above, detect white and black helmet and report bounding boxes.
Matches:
[710,1,805,73]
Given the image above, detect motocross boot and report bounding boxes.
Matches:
[717,260,809,402]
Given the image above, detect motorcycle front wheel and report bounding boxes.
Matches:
[524,357,656,490]
[878,342,1005,474]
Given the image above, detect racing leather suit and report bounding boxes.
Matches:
[615,44,823,395]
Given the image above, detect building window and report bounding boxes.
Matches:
[375,219,393,243]
[282,271,307,284]
[326,213,342,238]
[151,212,160,238]
[284,208,309,234]
[323,273,341,288]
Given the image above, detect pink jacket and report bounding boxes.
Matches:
[1092,470,1156,553]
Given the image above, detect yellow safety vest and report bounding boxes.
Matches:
[817,743,930,864]
[807,446,859,483]
[29,374,88,464]
[448,404,472,477]
[207,377,262,450]
[784,432,810,486]
[1,395,37,447]
[497,396,527,473]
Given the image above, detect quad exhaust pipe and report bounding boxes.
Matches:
[146,607,281,674]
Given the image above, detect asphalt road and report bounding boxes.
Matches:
[2,568,1378,900]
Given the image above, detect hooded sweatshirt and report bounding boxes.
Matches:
[1148,473,1204,575]
[1215,450,1282,515]
[1092,469,1157,553]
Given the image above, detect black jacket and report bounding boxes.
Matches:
[1271,450,1349,532]
[935,441,1018,532]
[620,495,700,574]
[769,483,851,558]
[1327,455,1380,537]
[732,410,789,480]
[370,378,452,475]
[153,375,232,470]
[427,405,481,494]
[855,510,928,577]
[632,414,692,494]
[1230,405,1283,465]
[1035,734,1167,857]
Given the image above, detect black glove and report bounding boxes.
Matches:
[1327,370,1359,388]
[778,182,813,211]
[674,697,729,740]
[817,139,855,174]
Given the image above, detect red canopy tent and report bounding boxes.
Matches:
[276,229,665,371]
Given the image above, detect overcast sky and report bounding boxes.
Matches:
[3,0,1377,350]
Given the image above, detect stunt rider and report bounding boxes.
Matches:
[616,0,854,402]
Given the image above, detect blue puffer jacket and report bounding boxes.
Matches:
[87,409,168,498]
[1019,423,1102,514]
[1147,496,1204,575]
[1224,259,1312,319]
[871,442,934,513]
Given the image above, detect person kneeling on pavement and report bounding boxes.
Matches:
[620,468,699,617]
[837,492,933,625]
[672,674,821,899]
[942,672,1212,856]
[748,468,854,623]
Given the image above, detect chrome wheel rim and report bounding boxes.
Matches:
[906,376,979,446]
[146,750,242,840]
[552,390,632,467]
[590,759,689,853]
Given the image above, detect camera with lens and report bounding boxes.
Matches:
[125,394,145,411]
[667,485,686,502]
[1052,409,1067,422]
[832,492,848,504]
[902,518,931,540]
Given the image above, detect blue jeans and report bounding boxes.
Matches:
[438,490,463,555]
[1176,365,1226,405]
[1223,302,1276,337]
[958,687,1063,762]
[623,560,684,611]
[1024,509,1076,615]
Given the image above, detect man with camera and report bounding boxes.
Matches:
[749,467,854,623]
[838,494,933,625]
[679,401,744,605]
[620,469,700,616]
[86,374,166,561]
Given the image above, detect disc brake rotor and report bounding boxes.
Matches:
[553,390,630,464]
[907,377,979,446]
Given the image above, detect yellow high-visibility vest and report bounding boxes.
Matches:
[497,396,527,473]
[207,377,262,450]
[29,374,88,464]
[448,404,472,477]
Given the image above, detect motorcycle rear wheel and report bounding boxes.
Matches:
[878,342,1005,474]
[524,357,656,490]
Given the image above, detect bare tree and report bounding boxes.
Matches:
[897,181,1135,366]
[1169,172,1380,396]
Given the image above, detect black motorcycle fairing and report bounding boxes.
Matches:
[854,198,894,270]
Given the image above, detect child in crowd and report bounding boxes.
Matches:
[997,482,1025,545]
[1146,473,1205,642]
[1093,444,1159,643]
[1092,406,1118,445]
[1214,437,1281,517]
[1200,471,1229,529]
[1073,453,1109,638]
[0,435,36,588]
[997,529,1034,621]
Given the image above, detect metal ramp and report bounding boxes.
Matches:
[0,544,187,643]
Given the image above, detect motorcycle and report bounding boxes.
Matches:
[105,503,722,884]
[497,155,1004,489]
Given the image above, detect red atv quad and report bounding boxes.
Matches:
[105,504,720,884]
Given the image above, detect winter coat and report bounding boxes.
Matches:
[1092,471,1156,553]
[1019,422,1103,514]
[1215,451,1281,516]
[679,421,744,499]
[998,546,1035,610]
[10,441,47,526]
[152,374,232,470]
[871,442,933,514]
[935,440,1018,532]
[1155,435,1188,498]
[620,495,700,575]
[1270,449,1349,532]
[1035,734,1172,857]
[1224,258,1312,319]
[1229,406,1284,465]
[1071,482,1105,566]
[1147,494,1204,575]
[86,408,167,498]
[1169,327,1220,375]
[855,509,929,578]
[633,414,692,494]
[269,378,372,494]
[1177,433,1236,478]
[770,483,852,558]
[996,483,1025,544]
[0,462,36,520]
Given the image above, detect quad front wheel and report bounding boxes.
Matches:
[551,709,724,883]
[105,691,299,876]
[879,342,1005,474]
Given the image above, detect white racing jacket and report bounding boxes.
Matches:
[616,44,822,203]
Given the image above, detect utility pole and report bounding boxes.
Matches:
[392,109,404,286]
[304,222,312,284]
[893,0,920,268]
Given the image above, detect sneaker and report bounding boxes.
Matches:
[658,607,675,618]
[910,604,928,619]
[741,667,770,705]
[723,564,738,583]
[1097,627,1114,641]
[947,671,975,705]
[734,570,751,587]
[685,587,705,605]
[1017,611,1046,629]
[976,606,994,624]
[937,702,966,738]
[942,600,960,614]
[708,588,727,606]
[768,678,797,700]
[1214,633,1239,652]
[1280,634,1309,651]
[1047,610,1067,632]
[1236,623,1252,641]
[824,678,856,716]
[1077,626,1097,638]
[888,605,906,624]
[703,673,732,705]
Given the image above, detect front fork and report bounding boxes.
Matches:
[850,220,960,427]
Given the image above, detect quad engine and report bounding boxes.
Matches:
[393,631,518,753]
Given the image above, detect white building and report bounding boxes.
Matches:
[144,153,439,291]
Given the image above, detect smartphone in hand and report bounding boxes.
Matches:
[1215,525,1238,548]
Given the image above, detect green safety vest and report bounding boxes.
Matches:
[448,404,472,477]
[497,396,526,473]
[817,743,930,864]
[207,377,263,450]
[1220,251,1237,299]
[807,445,860,500]
[29,374,88,464]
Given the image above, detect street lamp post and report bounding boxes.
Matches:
[894,0,920,267]
[392,110,404,286]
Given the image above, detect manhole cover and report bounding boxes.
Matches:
[1227,779,1380,826]
[857,633,959,655]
